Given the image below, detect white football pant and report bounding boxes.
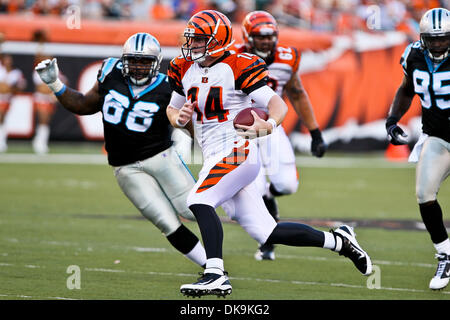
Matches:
[187,140,278,245]
[254,125,299,196]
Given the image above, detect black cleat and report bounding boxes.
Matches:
[331,225,373,276]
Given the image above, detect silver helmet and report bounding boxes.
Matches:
[122,33,163,85]
[419,8,450,63]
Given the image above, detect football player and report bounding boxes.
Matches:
[231,11,327,261]
[386,8,450,291]
[0,54,26,152]
[167,10,372,298]
[35,33,207,269]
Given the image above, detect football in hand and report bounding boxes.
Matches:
[233,107,268,128]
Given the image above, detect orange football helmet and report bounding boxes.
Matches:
[242,11,278,59]
[182,10,234,63]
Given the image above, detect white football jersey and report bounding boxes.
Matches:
[168,51,270,159]
[231,43,301,111]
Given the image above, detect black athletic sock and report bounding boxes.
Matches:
[166,224,200,255]
[269,183,285,197]
[263,195,279,222]
[419,200,448,244]
[264,222,325,247]
[189,204,223,259]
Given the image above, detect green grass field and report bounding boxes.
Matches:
[1,142,449,301]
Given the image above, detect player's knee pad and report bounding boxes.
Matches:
[140,202,181,235]
[416,185,437,204]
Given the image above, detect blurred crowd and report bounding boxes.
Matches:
[0,0,448,33]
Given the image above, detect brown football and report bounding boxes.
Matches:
[233,107,268,127]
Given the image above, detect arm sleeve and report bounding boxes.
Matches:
[248,85,277,109]
[168,91,186,110]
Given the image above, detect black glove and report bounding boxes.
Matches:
[386,116,408,145]
[310,128,327,158]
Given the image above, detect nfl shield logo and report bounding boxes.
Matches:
[202,77,208,83]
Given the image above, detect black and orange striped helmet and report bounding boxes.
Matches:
[182,10,234,62]
[242,11,278,59]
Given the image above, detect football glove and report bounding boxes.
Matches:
[35,58,59,84]
[310,128,327,158]
[35,58,65,94]
[386,116,408,145]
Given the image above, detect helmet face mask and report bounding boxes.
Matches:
[419,8,450,63]
[122,33,162,85]
[242,11,278,59]
[182,32,216,63]
[249,33,277,59]
[421,34,450,62]
[181,10,234,64]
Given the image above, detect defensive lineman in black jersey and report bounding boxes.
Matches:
[386,8,450,290]
[35,33,207,269]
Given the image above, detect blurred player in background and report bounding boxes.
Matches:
[0,54,26,152]
[167,9,371,298]
[231,11,327,261]
[31,30,61,154]
[35,32,207,269]
[32,53,60,154]
[386,8,450,290]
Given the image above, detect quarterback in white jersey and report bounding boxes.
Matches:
[166,10,372,298]
[231,11,327,261]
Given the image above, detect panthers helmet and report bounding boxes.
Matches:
[181,10,234,63]
[419,8,450,63]
[242,11,278,59]
[122,33,163,85]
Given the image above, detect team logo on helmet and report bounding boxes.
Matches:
[419,8,450,63]
[181,10,234,63]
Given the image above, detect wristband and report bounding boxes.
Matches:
[176,118,187,127]
[267,118,277,131]
[48,79,65,95]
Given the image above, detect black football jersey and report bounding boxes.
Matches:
[97,58,173,166]
[400,41,450,142]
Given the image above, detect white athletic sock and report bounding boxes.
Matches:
[205,258,224,275]
[0,124,7,150]
[434,238,450,255]
[34,124,50,143]
[184,241,207,267]
[323,231,337,250]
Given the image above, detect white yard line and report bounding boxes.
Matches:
[1,262,447,298]
[0,153,414,169]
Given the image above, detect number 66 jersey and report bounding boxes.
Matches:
[401,41,450,143]
[97,58,173,166]
[167,51,270,160]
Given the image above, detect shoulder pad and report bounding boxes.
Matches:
[98,58,119,83]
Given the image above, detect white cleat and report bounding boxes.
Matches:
[180,271,232,298]
[429,253,450,291]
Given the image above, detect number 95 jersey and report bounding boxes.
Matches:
[97,58,173,166]
[401,41,450,143]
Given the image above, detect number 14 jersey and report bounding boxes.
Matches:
[168,51,269,159]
